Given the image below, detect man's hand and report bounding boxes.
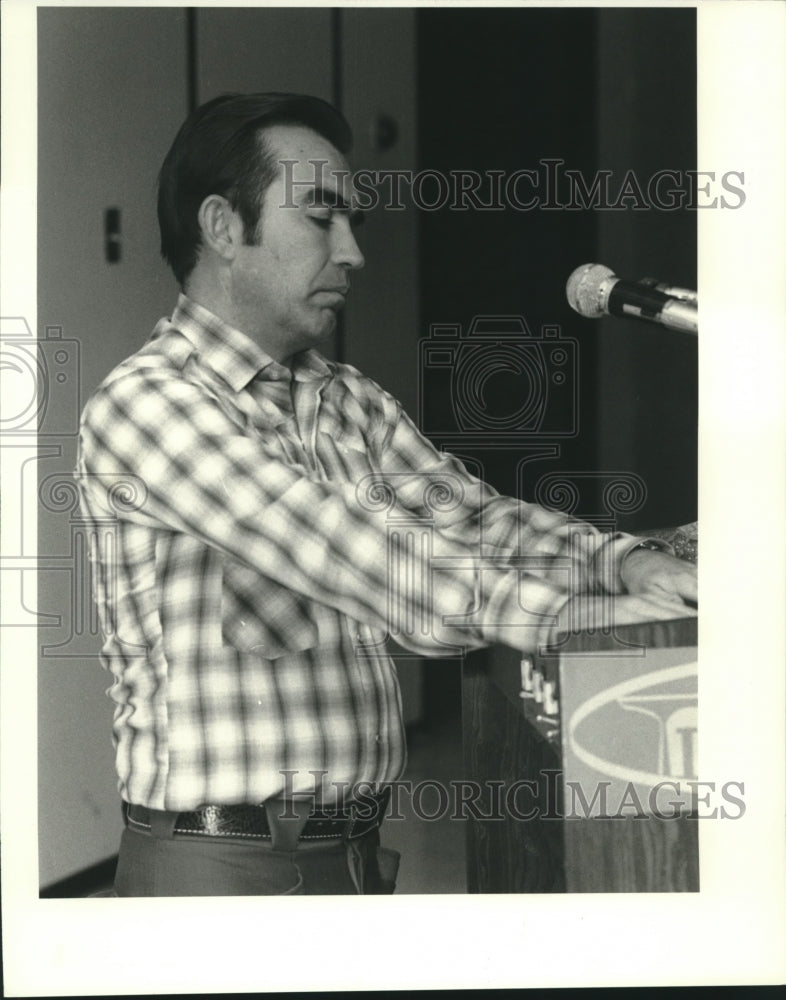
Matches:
[620,547,698,606]
[543,549,696,648]
[555,589,696,640]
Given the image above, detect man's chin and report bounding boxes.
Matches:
[291,314,338,354]
[313,311,338,340]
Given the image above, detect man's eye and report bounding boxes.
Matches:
[308,212,332,228]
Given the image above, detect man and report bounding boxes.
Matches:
[75,93,697,896]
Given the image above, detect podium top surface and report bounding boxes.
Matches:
[549,616,697,655]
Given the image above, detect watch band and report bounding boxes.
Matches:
[628,539,664,554]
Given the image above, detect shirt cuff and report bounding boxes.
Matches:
[465,566,573,655]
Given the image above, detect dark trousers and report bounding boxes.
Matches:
[114,803,400,896]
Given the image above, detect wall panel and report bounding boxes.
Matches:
[37,6,187,887]
[197,8,333,105]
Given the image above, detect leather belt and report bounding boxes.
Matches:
[125,791,389,844]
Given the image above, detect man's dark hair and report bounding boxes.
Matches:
[158,92,353,286]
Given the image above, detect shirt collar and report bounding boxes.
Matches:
[167,293,333,392]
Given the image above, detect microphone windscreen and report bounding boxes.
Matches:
[566,262,615,317]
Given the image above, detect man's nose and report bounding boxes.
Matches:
[332,220,365,271]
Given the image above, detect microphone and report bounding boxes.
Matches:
[566,263,698,334]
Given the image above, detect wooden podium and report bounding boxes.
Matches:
[462,616,698,892]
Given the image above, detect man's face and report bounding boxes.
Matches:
[230,124,364,362]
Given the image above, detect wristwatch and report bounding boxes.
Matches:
[628,539,664,554]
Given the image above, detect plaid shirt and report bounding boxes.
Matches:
[76,294,652,811]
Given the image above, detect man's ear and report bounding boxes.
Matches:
[197,194,242,262]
